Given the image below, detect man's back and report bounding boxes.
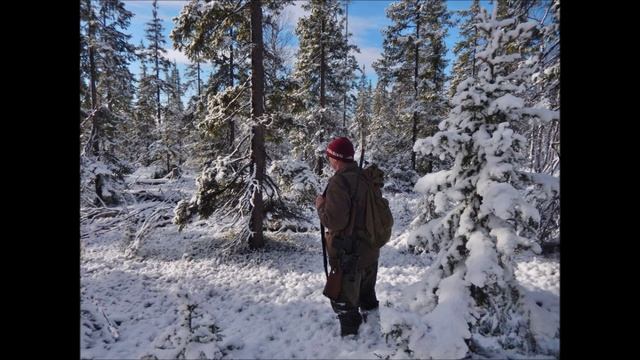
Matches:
[326,162,380,270]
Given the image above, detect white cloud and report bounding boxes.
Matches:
[165,49,191,65]
[354,46,382,74]
[349,16,384,39]
[282,1,309,30]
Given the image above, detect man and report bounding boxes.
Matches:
[315,137,380,337]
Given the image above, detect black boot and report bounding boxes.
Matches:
[360,300,379,312]
[339,312,363,337]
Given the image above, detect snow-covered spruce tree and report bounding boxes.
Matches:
[173,0,302,250]
[291,0,359,175]
[390,7,558,358]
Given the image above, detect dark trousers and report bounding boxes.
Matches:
[330,262,379,335]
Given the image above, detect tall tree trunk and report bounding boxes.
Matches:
[249,0,266,249]
[342,1,348,131]
[102,11,112,113]
[535,124,543,172]
[472,23,477,77]
[87,0,100,156]
[228,28,235,148]
[196,60,201,97]
[154,2,161,125]
[316,8,327,176]
[411,18,420,171]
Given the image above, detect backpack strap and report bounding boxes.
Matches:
[336,167,362,255]
[321,185,328,279]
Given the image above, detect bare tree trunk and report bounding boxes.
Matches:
[87,0,100,156]
[102,11,113,113]
[360,107,366,168]
[196,60,201,97]
[411,18,420,171]
[249,0,266,249]
[342,1,348,132]
[155,21,161,124]
[229,28,236,148]
[545,120,560,174]
[316,7,327,176]
[535,124,544,172]
[542,120,555,173]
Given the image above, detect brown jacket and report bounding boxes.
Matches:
[317,162,380,270]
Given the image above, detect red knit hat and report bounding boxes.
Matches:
[326,137,355,161]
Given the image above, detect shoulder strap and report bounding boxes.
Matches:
[336,168,362,256]
[321,184,328,279]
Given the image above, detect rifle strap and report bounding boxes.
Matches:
[321,185,328,279]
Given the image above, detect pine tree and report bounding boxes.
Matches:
[392,7,558,358]
[184,55,204,104]
[143,0,172,125]
[134,60,160,165]
[353,67,371,162]
[171,0,255,148]
[449,0,483,99]
[173,0,297,250]
[80,0,138,206]
[291,0,359,174]
[374,0,451,172]
[80,0,102,156]
[95,0,137,114]
[262,9,300,158]
[148,61,185,174]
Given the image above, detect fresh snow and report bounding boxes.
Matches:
[81,169,559,359]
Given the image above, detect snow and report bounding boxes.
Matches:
[413,169,452,194]
[81,169,558,359]
[477,180,541,224]
[464,230,502,288]
[520,108,560,123]
[489,93,524,114]
[515,256,559,354]
[409,269,472,359]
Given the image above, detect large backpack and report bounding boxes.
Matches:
[358,164,394,248]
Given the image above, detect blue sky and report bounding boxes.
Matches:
[122,0,492,99]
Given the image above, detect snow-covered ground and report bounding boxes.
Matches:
[81,171,559,359]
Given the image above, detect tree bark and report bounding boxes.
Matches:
[342,1,348,131]
[411,18,420,171]
[229,28,236,148]
[153,1,161,125]
[249,0,266,249]
[317,5,327,176]
[196,60,201,97]
[87,0,100,156]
